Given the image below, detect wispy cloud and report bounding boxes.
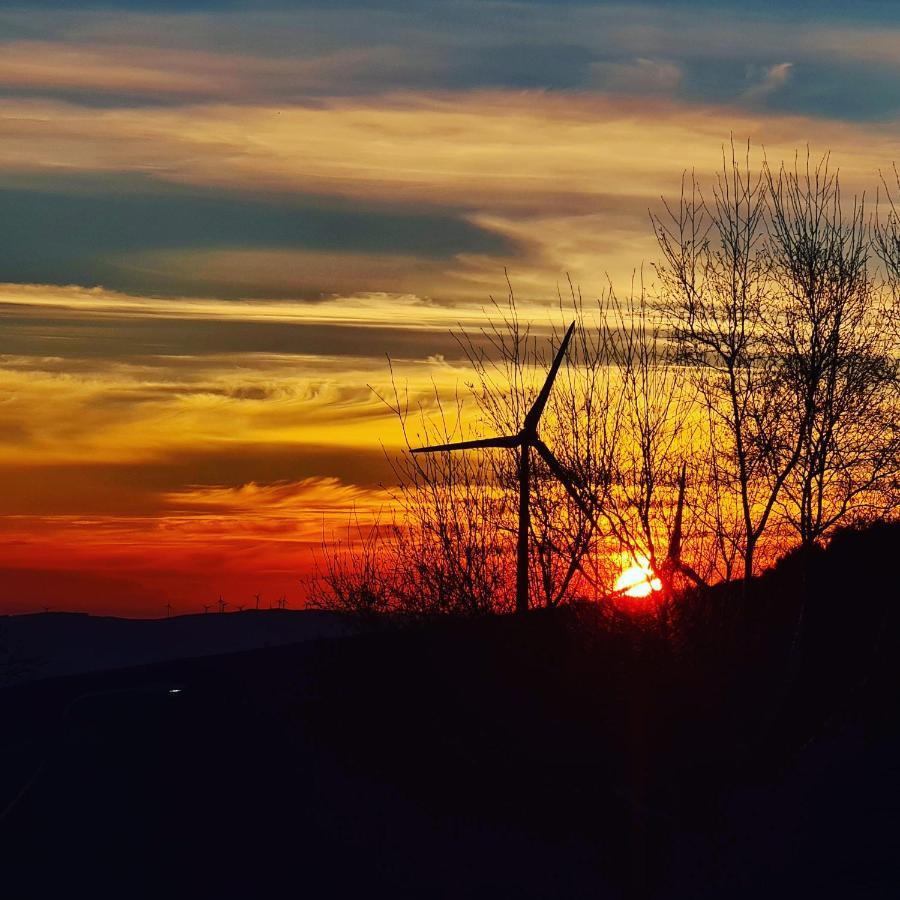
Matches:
[2,4,899,117]
[0,39,446,102]
[589,57,683,95]
[3,91,894,205]
[165,476,380,517]
[743,61,793,102]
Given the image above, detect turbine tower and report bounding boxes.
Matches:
[660,463,705,589]
[412,321,595,614]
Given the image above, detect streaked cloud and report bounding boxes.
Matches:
[2,91,893,207]
[3,4,900,118]
[3,90,899,302]
[165,476,380,518]
[589,58,683,95]
[0,176,514,297]
[0,39,446,103]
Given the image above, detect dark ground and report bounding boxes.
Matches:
[2,523,899,898]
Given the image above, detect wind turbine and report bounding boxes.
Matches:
[165,602,174,619]
[412,321,597,614]
[218,596,227,614]
[660,463,705,590]
[254,593,261,611]
[202,604,211,614]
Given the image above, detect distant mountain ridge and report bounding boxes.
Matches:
[0,609,358,686]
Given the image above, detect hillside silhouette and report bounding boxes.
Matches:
[0,608,356,686]
[2,522,899,897]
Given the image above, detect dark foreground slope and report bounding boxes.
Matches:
[2,523,899,898]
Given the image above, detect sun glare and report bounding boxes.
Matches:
[614,555,662,599]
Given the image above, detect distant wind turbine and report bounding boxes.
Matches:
[165,602,174,618]
[254,593,261,610]
[660,463,706,589]
[412,321,596,614]
[218,596,227,614]
[203,604,211,614]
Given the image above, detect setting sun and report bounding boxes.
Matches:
[614,555,663,598]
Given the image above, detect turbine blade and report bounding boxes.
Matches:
[523,321,576,432]
[411,433,520,454]
[673,559,706,588]
[532,438,598,527]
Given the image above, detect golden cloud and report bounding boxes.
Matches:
[0,39,442,99]
[2,92,896,210]
[165,476,381,518]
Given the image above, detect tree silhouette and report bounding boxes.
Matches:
[312,143,900,613]
[768,155,899,543]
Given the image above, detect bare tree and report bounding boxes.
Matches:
[875,163,900,326]
[308,363,516,618]
[310,284,623,615]
[312,279,706,613]
[595,287,705,595]
[653,145,811,580]
[455,283,611,608]
[452,279,708,605]
[767,154,900,544]
[311,145,900,615]
[308,508,397,616]
[384,372,516,615]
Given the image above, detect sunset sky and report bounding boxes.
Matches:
[3,0,900,615]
